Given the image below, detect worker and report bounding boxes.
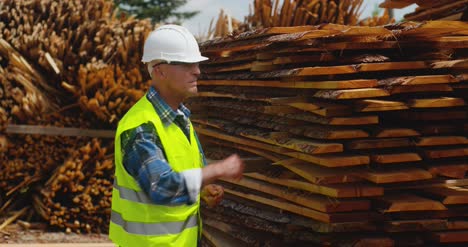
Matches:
[109,24,245,247]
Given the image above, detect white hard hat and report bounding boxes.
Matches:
[142,24,208,64]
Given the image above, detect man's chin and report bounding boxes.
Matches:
[186,88,198,98]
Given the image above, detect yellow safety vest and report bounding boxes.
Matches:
[109,95,203,247]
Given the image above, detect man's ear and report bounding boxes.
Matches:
[157,66,166,78]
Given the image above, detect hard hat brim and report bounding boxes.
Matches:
[142,55,209,64]
[177,55,209,64]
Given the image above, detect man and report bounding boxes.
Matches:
[109,24,245,247]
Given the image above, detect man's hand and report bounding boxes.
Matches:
[201,184,224,207]
[216,154,244,180]
[202,154,245,186]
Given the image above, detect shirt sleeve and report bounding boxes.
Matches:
[120,122,201,205]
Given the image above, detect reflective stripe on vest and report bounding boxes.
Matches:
[111,210,198,236]
[113,178,152,204]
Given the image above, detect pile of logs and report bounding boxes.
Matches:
[205,0,394,40]
[246,0,365,28]
[245,0,396,29]
[0,0,152,233]
[380,0,468,21]
[195,21,468,246]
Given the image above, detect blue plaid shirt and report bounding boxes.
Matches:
[120,86,206,205]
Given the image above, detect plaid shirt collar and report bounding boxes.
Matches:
[146,86,191,126]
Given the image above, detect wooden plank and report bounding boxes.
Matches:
[251,61,280,72]
[387,110,466,121]
[195,126,289,154]
[203,62,253,73]
[204,137,287,162]
[296,79,378,89]
[261,105,301,114]
[314,41,400,51]
[431,231,468,243]
[223,188,378,223]
[389,207,468,221]
[408,97,466,108]
[202,224,248,247]
[359,168,433,184]
[203,218,276,245]
[285,151,369,168]
[423,147,468,159]
[276,159,363,184]
[428,163,468,179]
[240,131,343,154]
[386,84,453,95]
[197,91,245,99]
[287,102,352,117]
[448,221,468,230]
[221,177,371,213]
[383,219,448,233]
[422,187,468,205]
[418,124,465,135]
[313,88,389,99]
[204,53,257,65]
[196,126,368,167]
[320,24,393,36]
[431,59,468,70]
[371,152,422,164]
[346,138,412,150]
[289,125,370,140]
[259,61,432,78]
[371,128,421,138]
[199,26,319,47]
[415,136,468,146]
[266,96,308,104]
[205,198,376,234]
[245,172,384,198]
[285,113,379,125]
[374,194,447,213]
[346,238,395,247]
[311,37,468,50]
[6,124,115,138]
[272,54,336,65]
[377,75,459,86]
[354,99,408,112]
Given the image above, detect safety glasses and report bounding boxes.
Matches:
[153,61,198,68]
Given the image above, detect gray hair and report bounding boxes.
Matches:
[146,60,165,78]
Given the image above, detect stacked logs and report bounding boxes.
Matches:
[195,21,468,246]
[0,0,153,233]
[206,0,394,40]
[245,0,395,29]
[246,0,365,28]
[36,139,114,234]
[380,0,468,21]
[0,0,152,125]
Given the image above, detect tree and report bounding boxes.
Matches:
[115,0,199,24]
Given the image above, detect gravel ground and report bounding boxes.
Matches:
[0,223,110,244]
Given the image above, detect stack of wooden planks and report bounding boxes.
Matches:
[0,0,152,233]
[194,21,468,246]
[380,0,468,21]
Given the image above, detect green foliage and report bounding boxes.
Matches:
[114,0,199,24]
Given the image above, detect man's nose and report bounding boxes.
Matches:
[192,64,201,76]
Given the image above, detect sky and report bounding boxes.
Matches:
[179,0,417,35]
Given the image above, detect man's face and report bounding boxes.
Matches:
[156,62,201,99]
